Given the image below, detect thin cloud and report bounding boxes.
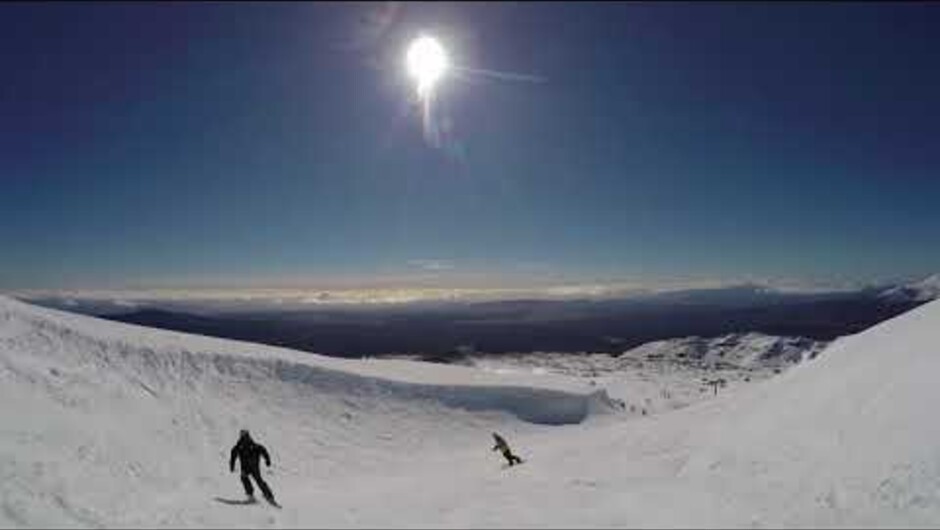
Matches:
[408,259,456,272]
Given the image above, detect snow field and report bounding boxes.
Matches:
[3,295,940,527]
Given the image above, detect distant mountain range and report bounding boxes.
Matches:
[20,276,938,360]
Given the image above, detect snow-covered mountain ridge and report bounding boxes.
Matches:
[463,332,828,375]
[621,332,828,368]
[880,273,940,303]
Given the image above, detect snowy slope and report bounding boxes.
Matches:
[675,297,940,527]
[0,295,613,528]
[880,273,940,303]
[3,294,940,527]
[452,299,940,527]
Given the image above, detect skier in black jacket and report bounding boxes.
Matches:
[229,429,277,505]
[492,432,524,466]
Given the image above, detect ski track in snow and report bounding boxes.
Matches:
[2,295,940,527]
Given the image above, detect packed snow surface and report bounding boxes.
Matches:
[2,294,940,527]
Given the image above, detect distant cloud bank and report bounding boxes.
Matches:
[6,274,893,312]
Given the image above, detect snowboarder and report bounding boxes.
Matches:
[229,429,277,506]
[492,432,523,466]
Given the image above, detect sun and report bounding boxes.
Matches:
[406,35,448,99]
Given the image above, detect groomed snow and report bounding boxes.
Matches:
[2,294,940,527]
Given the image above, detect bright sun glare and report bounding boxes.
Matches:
[406,35,448,99]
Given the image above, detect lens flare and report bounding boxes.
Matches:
[406,35,448,99]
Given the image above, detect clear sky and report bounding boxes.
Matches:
[2,2,938,292]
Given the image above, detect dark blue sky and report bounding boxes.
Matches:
[2,2,939,291]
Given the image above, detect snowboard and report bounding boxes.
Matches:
[214,496,280,509]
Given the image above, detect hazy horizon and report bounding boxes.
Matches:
[11,273,929,312]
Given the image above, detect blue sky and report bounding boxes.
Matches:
[2,2,938,292]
